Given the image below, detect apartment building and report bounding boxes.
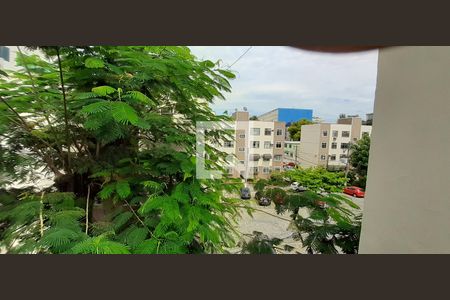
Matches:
[283,141,301,165]
[297,116,371,169]
[219,111,286,179]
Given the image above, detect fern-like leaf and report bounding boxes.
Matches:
[92,86,116,96]
[69,235,130,254]
[81,101,111,114]
[110,102,139,125]
[123,91,155,106]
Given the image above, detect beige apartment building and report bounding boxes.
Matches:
[219,111,286,179]
[297,117,371,169]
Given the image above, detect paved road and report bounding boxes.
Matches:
[229,187,364,254]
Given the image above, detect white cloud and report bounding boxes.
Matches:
[189,46,378,122]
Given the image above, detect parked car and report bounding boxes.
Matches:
[258,196,271,206]
[343,186,365,198]
[240,187,251,199]
[290,182,307,192]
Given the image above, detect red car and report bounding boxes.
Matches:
[343,186,365,198]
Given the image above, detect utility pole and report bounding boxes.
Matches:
[294,144,298,166]
[344,142,352,184]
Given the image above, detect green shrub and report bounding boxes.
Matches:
[264,188,287,205]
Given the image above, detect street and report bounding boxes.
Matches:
[229,187,364,254]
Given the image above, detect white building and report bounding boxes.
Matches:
[0,46,40,72]
[297,116,371,170]
[218,111,286,179]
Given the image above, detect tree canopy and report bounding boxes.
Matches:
[287,119,313,141]
[0,46,244,254]
[349,133,371,188]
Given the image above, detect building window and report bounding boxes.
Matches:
[273,167,281,172]
[250,154,260,161]
[339,154,347,160]
[238,147,245,152]
[362,131,369,137]
[340,143,349,149]
[264,128,271,136]
[274,155,282,161]
[321,142,327,148]
[252,141,260,148]
[320,155,326,161]
[275,142,282,148]
[290,153,293,158]
[332,130,338,137]
[240,160,245,164]
[223,141,234,148]
[0,47,10,62]
[226,167,233,174]
[264,141,271,149]
[262,154,271,161]
[251,167,259,175]
[331,142,337,149]
[263,167,270,174]
[239,134,245,138]
[322,130,328,137]
[251,128,260,136]
[330,154,336,161]
[276,128,283,136]
[342,131,350,137]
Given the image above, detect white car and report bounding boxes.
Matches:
[290,182,307,192]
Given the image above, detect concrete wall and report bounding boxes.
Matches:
[298,124,321,167]
[359,46,450,254]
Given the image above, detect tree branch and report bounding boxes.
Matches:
[55,47,72,174]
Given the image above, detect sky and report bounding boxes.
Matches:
[189,46,378,123]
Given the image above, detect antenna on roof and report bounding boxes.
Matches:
[243,107,248,111]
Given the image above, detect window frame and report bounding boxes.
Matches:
[276,128,283,136]
[342,131,350,138]
[251,128,261,136]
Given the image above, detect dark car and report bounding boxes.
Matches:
[258,197,271,206]
[240,187,251,199]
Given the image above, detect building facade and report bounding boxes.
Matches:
[258,108,313,126]
[219,111,286,179]
[283,141,301,165]
[1,46,42,72]
[297,117,371,169]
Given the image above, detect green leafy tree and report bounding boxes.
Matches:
[287,119,313,141]
[248,167,361,254]
[349,134,370,188]
[249,115,258,120]
[276,191,361,254]
[285,167,347,193]
[0,46,244,254]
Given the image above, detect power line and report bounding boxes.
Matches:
[227,46,253,69]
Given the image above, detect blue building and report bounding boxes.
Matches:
[258,108,313,126]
